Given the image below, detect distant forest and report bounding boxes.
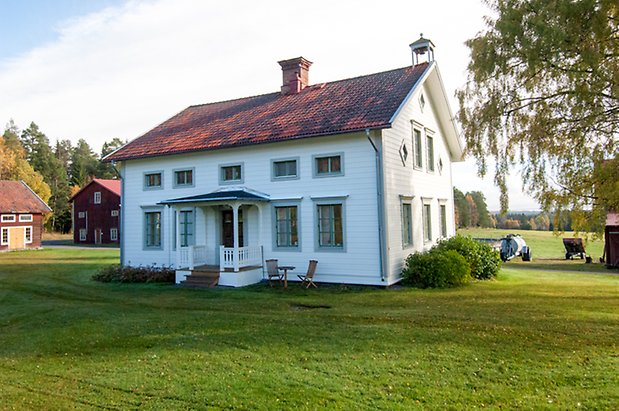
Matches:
[0,120,125,233]
[453,188,573,232]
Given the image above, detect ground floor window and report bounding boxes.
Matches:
[25,227,32,243]
[79,229,87,241]
[110,228,118,241]
[275,206,298,248]
[402,203,413,247]
[145,211,162,248]
[179,210,194,247]
[440,204,447,238]
[317,203,344,248]
[1,228,8,245]
[423,203,432,242]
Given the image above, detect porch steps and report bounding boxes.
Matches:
[181,265,220,288]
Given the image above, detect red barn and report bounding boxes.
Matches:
[0,180,52,251]
[70,179,121,245]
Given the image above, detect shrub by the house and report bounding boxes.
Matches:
[402,249,471,288]
[92,265,174,283]
[434,235,501,280]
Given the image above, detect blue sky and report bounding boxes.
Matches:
[0,0,540,211]
[0,1,125,58]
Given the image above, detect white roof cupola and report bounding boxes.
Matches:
[410,34,435,65]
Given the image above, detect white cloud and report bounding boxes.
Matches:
[1,0,537,209]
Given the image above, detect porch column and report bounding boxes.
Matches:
[232,203,240,272]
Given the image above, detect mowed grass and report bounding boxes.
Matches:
[1,248,618,409]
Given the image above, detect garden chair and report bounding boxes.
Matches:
[265,259,283,286]
[297,260,318,288]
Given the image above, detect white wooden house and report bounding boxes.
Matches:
[105,37,464,287]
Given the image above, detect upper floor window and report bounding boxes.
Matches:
[19,214,33,222]
[94,192,101,204]
[78,211,86,219]
[174,169,194,188]
[426,134,435,172]
[1,214,16,222]
[272,158,298,180]
[413,128,423,168]
[144,172,162,189]
[220,164,243,184]
[111,210,119,217]
[313,154,343,177]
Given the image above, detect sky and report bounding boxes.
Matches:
[0,0,540,211]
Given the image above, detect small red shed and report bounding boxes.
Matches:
[604,212,619,269]
[69,179,121,245]
[0,180,52,251]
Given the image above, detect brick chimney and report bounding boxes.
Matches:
[278,57,312,95]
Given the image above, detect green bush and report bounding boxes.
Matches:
[435,235,501,280]
[402,249,471,288]
[92,265,175,283]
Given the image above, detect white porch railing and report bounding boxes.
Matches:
[178,245,208,270]
[220,245,263,272]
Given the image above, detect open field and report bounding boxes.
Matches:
[0,247,617,409]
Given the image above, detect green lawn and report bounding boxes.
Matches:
[1,248,618,409]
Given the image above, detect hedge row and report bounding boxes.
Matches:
[92,264,175,283]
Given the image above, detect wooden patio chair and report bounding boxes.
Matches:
[265,259,283,286]
[297,260,318,288]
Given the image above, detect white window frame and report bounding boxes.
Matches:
[1,227,8,245]
[78,211,86,218]
[110,228,118,241]
[412,123,424,169]
[179,209,195,247]
[94,192,101,204]
[426,129,435,173]
[439,201,448,238]
[400,196,414,248]
[79,229,87,241]
[173,168,195,188]
[24,226,32,244]
[111,210,119,217]
[312,153,344,178]
[422,199,433,243]
[19,214,33,222]
[271,157,299,181]
[219,163,244,185]
[1,214,16,222]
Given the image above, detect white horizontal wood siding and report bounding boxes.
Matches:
[120,132,383,285]
[382,81,457,283]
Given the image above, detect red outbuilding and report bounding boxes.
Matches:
[70,179,121,245]
[0,180,52,251]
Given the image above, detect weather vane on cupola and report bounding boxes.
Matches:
[410,33,435,65]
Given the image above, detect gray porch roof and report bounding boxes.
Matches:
[159,189,270,205]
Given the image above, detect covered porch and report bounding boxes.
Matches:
[160,188,270,286]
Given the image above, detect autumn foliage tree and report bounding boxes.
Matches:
[457,0,618,233]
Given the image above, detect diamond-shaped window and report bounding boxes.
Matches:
[399,140,409,165]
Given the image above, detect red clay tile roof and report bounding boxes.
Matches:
[0,180,52,213]
[68,179,121,202]
[106,63,430,161]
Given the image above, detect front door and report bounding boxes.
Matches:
[221,209,243,247]
[9,227,25,250]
